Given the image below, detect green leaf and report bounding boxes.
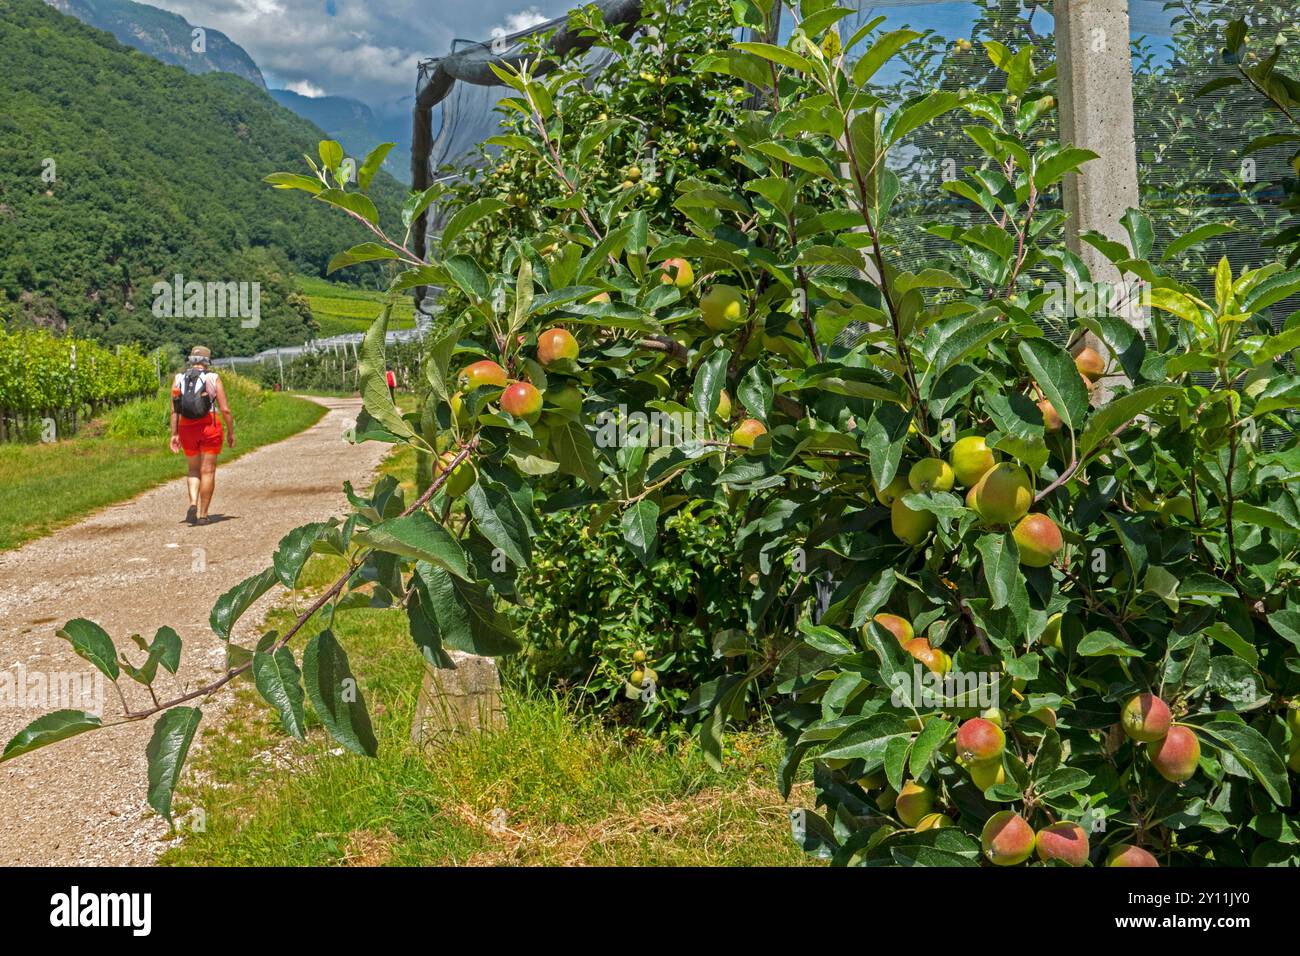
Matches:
[253,646,307,741]
[318,140,344,170]
[1161,223,1235,262]
[977,532,1024,611]
[356,511,470,580]
[465,483,530,568]
[146,706,202,823]
[56,619,120,680]
[853,29,922,87]
[621,499,660,567]
[692,349,731,419]
[358,304,426,448]
[415,564,522,656]
[1018,339,1089,432]
[551,420,603,488]
[263,172,323,195]
[733,41,814,73]
[1078,385,1179,458]
[1197,720,1291,806]
[209,567,278,641]
[2,710,104,763]
[439,197,506,249]
[738,363,774,423]
[1032,146,1098,190]
[273,522,330,589]
[1203,623,1258,666]
[303,630,378,757]
[357,141,395,191]
[1077,631,1142,657]
[909,717,953,778]
[316,188,379,226]
[326,242,399,275]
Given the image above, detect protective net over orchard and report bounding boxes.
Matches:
[411,0,1300,395]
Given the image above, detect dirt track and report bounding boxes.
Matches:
[0,396,387,865]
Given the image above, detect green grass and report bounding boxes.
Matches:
[161,586,814,866]
[0,376,325,551]
[159,444,814,867]
[297,275,416,338]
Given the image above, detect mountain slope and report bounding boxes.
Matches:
[45,0,266,88]
[0,0,407,355]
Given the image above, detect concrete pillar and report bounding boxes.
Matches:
[1054,0,1142,396]
[411,650,506,748]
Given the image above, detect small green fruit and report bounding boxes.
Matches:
[973,462,1033,524]
[968,758,1005,791]
[875,474,910,507]
[701,285,747,331]
[909,458,955,493]
[949,435,996,487]
[895,781,934,828]
[916,812,953,831]
[891,496,936,546]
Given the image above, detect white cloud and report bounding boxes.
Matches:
[145,0,581,114]
[284,79,325,97]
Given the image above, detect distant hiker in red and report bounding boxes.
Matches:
[169,346,234,526]
[386,367,397,402]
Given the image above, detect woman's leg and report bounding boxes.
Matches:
[186,455,201,508]
[197,452,219,519]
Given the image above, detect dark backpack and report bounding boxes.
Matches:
[175,368,213,420]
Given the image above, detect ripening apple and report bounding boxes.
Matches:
[895,781,935,828]
[875,474,910,507]
[731,418,767,449]
[981,811,1036,866]
[1035,821,1090,867]
[973,462,1033,524]
[1121,693,1172,743]
[1038,398,1063,433]
[1148,725,1200,783]
[659,257,694,289]
[632,649,647,664]
[968,758,1005,791]
[1012,513,1063,568]
[537,327,579,365]
[716,389,733,421]
[916,812,954,831]
[904,637,949,675]
[949,435,996,487]
[433,451,476,498]
[1075,346,1105,382]
[891,496,937,546]
[957,717,1006,763]
[458,359,508,391]
[909,457,955,493]
[1040,612,1063,651]
[1105,844,1159,867]
[700,284,747,331]
[501,381,544,422]
[871,613,913,646]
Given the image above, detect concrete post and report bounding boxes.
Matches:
[411,650,506,748]
[1054,0,1142,396]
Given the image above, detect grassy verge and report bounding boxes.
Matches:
[297,275,416,338]
[0,376,324,551]
[160,444,813,867]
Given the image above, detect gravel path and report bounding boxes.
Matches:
[0,396,388,865]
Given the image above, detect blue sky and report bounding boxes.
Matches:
[145,1,1181,116]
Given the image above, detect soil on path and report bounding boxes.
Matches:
[0,396,387,865]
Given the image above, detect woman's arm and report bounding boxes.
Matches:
[169,410,181,454]
[214,376,235,448]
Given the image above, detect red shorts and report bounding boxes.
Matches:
[178,414,223,457]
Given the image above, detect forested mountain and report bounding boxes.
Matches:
[45,0,266,88]
[0,0,407,355]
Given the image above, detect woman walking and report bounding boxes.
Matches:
[169,346,235,525]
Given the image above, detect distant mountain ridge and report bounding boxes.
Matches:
[270,89,411,183]
[45,0,266,88]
